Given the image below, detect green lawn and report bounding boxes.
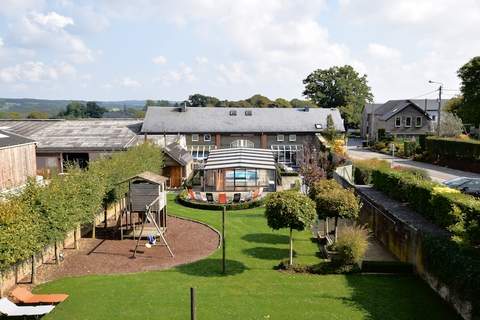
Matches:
[39,194,460,320]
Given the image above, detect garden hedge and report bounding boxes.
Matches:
[426,136,480,161]
[422,235,480,318]
[0,143,164,271]
[370,168,480,245]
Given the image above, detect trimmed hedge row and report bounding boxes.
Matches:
[426,136,480,161]
[422,235,480,318]
[177,191,265,211]
[0,143,164,271]
[370,168,480,245]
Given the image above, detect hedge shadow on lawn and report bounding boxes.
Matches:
[243,247,295,260]
[241,233,290,245]
[176,258,248,277]
[343,274,462,320]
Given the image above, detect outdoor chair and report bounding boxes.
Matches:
[218,193,228,204]
[11,287,69,305]
[0,298,54,319]
[233,193,241,203]
[194,192,203,202]
[206,193,214,203]
[200,192,207,202]
[244,191,253,202]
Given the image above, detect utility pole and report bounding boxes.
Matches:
[429,80,443,136]
[437,85,442,136]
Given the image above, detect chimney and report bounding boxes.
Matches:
[304,107,310,112]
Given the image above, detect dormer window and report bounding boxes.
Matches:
[245,110,253,116]
[315,124,323,129]
[229,110,237,116]
[277,134,284,142]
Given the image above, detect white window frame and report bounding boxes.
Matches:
[395,117,401,128]
[271,145,302,166]
[415,116,422,127]
[191,134,199,142]
[277,134,285,142]
[405,116,412,128]
[204,134,211,142]
[289,134,296,142]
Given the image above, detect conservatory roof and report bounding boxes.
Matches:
[204,148,276,170]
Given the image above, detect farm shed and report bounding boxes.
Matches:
[163,142,194,188]
[0,130,37,192]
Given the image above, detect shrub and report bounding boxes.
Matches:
[377,128,386,141]
[426,136,480,162]
[403,140,418,157]
[392,166,430,180]
[353,159,390,185]
[370,167,480,245]
[333,225,369,265]
[422,235,480,318]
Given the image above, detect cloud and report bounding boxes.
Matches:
[119,77,141,88]
[367,43,401,61]
[0,61,76,83]
[5,11,93,63]
[0,0,45,16]
[0,37,3,47]
[195,56,208,65]
[30,11,74,30]
[156,63,196,86]
[152,55,167,65]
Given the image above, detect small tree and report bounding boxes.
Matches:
[310,179,360,241]
[299,141,326,190]
[264,191,316,265]
[439,112,465,137]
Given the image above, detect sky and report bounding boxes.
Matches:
[0,0,479,103]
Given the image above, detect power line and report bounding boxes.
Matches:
[409,89,439,99]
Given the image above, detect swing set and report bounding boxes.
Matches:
[116,172,174,258]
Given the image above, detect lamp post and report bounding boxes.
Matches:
[428,80,443,136]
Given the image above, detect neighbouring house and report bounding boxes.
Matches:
[162,142,194,188]
[141,106,345,168]
[0,119,142,175]
[0,130,37,192]
[361,99,448,141]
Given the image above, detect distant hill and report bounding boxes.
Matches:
[0,98,148,115]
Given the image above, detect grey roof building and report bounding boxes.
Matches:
[361,99,449,140]
[0,130,35,149]
[141,106,345,133]
[0,119,141,152]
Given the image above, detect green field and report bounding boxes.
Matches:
[39,195,459,320]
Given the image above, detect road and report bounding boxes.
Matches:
[347,138,480,182]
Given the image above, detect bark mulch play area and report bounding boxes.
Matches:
[29,216,220,284]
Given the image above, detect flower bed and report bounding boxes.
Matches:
[177,191,265,211]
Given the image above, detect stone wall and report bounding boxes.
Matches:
[334,166,472,319]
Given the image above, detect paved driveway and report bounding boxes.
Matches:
[347,138,480,182]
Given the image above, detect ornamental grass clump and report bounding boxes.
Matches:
[333,225,369,266]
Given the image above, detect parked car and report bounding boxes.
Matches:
[443,177,480,197]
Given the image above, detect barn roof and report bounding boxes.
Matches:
[0,119,141,152]
[0,129,35,149]
[120,171,168,185]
